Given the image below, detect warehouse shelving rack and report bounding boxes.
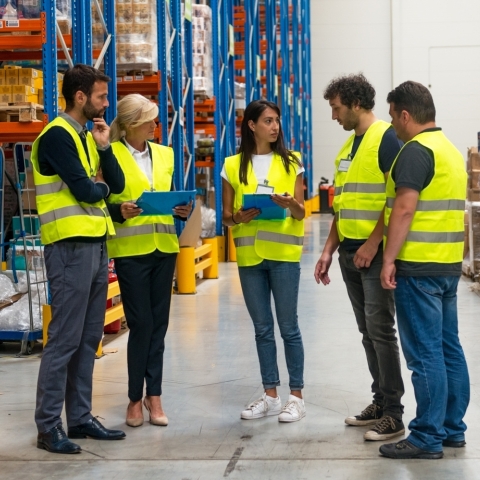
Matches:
[231,0,312,198]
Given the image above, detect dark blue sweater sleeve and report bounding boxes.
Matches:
[37,127,119,204]
[99,145,125,194]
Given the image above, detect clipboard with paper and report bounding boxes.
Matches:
[242,193,286,220]
[136,190,196,216]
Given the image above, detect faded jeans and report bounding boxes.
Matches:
[238,260,304,390]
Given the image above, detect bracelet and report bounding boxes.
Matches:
[232,213,240,225]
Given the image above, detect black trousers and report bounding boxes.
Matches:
[114,250,177,402]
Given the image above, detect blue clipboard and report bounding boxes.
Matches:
[242,194,286,220]
[136,190,196,216]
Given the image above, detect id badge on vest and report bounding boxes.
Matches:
[338,158,352,172]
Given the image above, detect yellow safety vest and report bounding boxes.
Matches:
[384,130,466,263]
[225,152,304,267]
[333,120,391,241]
[106,141,179,258]
[31,117,115,245]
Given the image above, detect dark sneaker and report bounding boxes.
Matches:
[364,415,405,441]
[345,403,383,426]
[379,440,443,459]
[443,439,466,448]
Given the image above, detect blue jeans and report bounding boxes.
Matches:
[394,275,470,452]
[238,260,304,390]
[339,248,404,419]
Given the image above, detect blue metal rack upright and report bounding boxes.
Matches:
[265,0,278,104]
[160,1,196,189]
[211,0,236,235]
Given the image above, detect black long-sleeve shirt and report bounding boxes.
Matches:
[37,113,125,242]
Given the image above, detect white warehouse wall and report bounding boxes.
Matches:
[309,0,480,189]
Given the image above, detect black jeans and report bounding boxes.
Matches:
[115,250,177,402]
[338,248,404,419]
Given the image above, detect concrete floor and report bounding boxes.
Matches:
[1,215,480,479]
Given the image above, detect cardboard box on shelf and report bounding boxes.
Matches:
[468,189,480,202]
[470,171,480,189]
[195,173,208,188]
[467,147,480,171]
[0,85,12,103]
[5,69,19,85]
[0,70,5,86]
[18,68,43,89]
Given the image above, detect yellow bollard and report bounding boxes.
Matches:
[305,199,312,217]
[176,246,197,294]
[228,227,237,262]
[203,237,218,279]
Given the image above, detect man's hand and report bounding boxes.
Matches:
[353,239,378,269]
[95,168,104,183]
[91,117,110,148]
[380,262,397,289]
[121,201,143,220]
[314,252,333,285]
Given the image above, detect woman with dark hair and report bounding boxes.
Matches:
[221,99,306,423]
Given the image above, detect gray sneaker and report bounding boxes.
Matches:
[364,415,405,441]
[345,403,383,426]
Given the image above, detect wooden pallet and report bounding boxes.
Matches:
[0,102,43,122]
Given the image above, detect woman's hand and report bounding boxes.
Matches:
[270,192,295,209]
[233,206,260,224]
[121,201,142,220]
[173,201,193,218]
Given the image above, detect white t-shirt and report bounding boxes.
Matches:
[221,152,304,188]
[124,139,153,186]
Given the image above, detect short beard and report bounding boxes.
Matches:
[82,98,104,121]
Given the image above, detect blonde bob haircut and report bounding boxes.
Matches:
[110,93,159,142]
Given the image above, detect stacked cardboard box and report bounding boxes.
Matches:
[92,0,153,71]
[192,4,213,98]
[467,147,480,201]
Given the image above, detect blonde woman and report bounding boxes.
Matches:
[107,94,191,427]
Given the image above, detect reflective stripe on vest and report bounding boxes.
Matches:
[35,180,69,195]
[224,152,304,266]
[384,130,467,263]
[256,230,304,246]
[112,223,177,239]
[333,120,391,241]
[40,205,110,224]
[337,209,382,221]
[386,197,465,211]
[106,141,179,257]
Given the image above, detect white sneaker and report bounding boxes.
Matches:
[240,393,282,420]
[278,395,306,423]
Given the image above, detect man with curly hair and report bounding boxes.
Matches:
[314,74,405,442]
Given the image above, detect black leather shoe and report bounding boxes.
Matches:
[68,417,126,440]
[379,440,443,459]
[37,425,81,454]
[443,439,466,448]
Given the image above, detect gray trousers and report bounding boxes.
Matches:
[338,247,405,419]
[35,241,108,433]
